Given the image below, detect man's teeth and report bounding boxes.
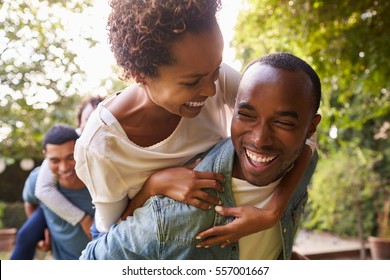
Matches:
[246,149,276,163]
[61,171,73,177]
[186,101,205,107]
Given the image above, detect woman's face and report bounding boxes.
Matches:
[79,103,95,132]
[143,23,224,118]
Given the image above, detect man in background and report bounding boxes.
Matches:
[20,124,94,259]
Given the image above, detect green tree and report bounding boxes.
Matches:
[233,0,390,236]
[0,0,95,162]
[307,147,380,231]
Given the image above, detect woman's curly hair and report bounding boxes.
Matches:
[108,0,221,81]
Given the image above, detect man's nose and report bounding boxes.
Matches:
[58,161,70,172]
[252,122,273,147]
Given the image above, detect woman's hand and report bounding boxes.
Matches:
[195,205,281,248]
[80,214,93,240]
[145,166,225,210]
[120,160,225,219]
[37,228,51,252]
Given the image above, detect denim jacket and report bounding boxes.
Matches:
[80,138,317,260]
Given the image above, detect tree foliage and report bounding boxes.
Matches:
[0,0,94,161]
[233,0,389,236]
[305,147,380,236]
[234,0,389,146]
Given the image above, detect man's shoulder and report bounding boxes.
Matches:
[25,166,41,187]
[194,138,233,172]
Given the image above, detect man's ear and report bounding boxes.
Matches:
[307,114,321,139]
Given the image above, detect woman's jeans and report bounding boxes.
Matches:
[90,219,103,240]
[9,206,47,260]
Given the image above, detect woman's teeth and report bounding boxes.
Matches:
[186,101,205,107]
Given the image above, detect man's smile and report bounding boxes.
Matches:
[245,148,277,166]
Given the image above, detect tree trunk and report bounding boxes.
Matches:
[355,200,366,259]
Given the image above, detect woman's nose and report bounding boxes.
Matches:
[200,81,216,97]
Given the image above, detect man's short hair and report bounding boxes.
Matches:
[42,124,79,150]
[244,52,321,115]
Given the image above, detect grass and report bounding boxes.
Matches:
[0,246,53,260]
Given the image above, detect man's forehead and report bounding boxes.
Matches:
[44,141,75,155]
[238,65,312,98]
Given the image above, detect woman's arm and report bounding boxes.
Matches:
[263,144,314,222]
[119,64,242,219]
[120,165,225,219]
[95,198,128,232]
[74,136,133,232]
[35,159,85,226]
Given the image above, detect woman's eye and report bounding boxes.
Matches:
[183,81,199,87]
[212,67,221,81]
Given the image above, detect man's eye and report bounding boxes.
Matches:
[275,121,295,128]
[237,111,255,119]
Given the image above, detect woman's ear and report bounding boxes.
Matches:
[132,71,146,85]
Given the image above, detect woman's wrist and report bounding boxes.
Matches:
[143,172,164,196]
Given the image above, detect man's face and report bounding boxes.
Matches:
[231,64,321,186]
[43,140,80,188]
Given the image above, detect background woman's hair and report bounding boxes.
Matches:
[76,96,104,127]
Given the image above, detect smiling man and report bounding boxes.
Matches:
[21,124,94,259]
[80,52,321,260]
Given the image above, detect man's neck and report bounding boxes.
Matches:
[232,155,245,180]
[58,178,85,190]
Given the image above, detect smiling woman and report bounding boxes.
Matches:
[79,0,243,93]
[73,0,240,235]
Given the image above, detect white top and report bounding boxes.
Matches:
[232,178,282,260]
[74,63,241,232]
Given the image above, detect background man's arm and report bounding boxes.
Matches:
[24,201,38,217]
